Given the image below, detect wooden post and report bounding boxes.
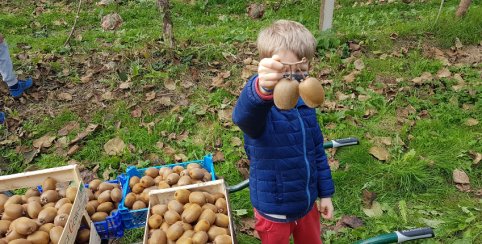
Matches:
[319,0,335,31]
[157,0,175,48]
[455,0,472,17]
[319,0,325,30]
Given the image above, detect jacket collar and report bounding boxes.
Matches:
[296,97,307,108]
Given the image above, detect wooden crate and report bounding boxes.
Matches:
[0,165,101,244]
[143,180,237,244]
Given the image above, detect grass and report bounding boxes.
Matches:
[1,0,482,243]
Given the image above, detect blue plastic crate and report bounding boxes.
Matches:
[118,154,215,229]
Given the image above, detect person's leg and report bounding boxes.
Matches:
[0,41,33,98]
[254,209,292,244]
[293,206,323,244]
[0,112,5,125]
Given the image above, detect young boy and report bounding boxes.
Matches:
[232,20,334,243]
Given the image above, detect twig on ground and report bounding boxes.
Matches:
[64,0,82,47]
[433,0,444,27]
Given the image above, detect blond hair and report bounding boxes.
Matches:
[257,20,317,61]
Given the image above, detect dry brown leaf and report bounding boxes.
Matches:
[344,70,361,83]
[336,92,354,101]
[212,151,225,162]
[100,13,123,31]
[23,149,40,164]
[119,82,132,89]
[241,67,253,80]
[130,107,142,118]
[453,169,469,184]
[328,158,339,171]
[472,153,481,166]
[104,137,126,155]
[362,189,377,209]
[412,72,433,85]
[465,118,479,126]
[436,67,451,78]
[358,95,371,101]
[181,80,194,89]
[58,93,72,101]
[220,71,231,79]
[163,146,177,155]
[175,154,188,163]
[456,184,471,192]
[58,121,80,136]
[231,137,242,147]
[455,38,463,49]
[325,122,337,129]
[369,147,391,161]
[381,137,391,146]
[67,145,81,157]
[164,78,176,90]
[145,91,156,101]
[33,135,56,148]
[156,142,164,150]
[218,109,233,121]
[354,59,365,71]
[212,76,224,87]
[363,109,378,119]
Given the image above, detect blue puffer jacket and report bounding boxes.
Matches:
[232,75,335,215]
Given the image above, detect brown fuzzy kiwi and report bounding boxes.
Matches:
[140,192,149,204]
[183,203,193,211]
[1,213,16,221]
[65,187,77,203]
[172,166,184,175]
[0,194,9,208]
[166,222,184,241]
[38,223,55,234]
[192,231,209,244]
[124,193,137,209]
[76,229,90,243]
[199,209,216,225]
[0,220,11,236]
[88,179,102,191]
[177,176,192,187]
[111,188,122,203]
[26,230,49,244]
[54,198,71,210]
[112,183,120,190]
[5,195,23,207]
[213,235,232,244]
[5,229,27,242]
[87,200,100,210]
[158,182,171,189]
[160,222,171,232]
[42,202,55,209]
[132,183,145,194]
[168,200,184,214]
[180,230,195,239]
[25,188,41,200]
[174,189,191,204]
[57,188,67,199]
[40,190,58,205]
[98,190,112,203]
[161,168,172,180]
[140,176,155,188]
[27,201,42,219]
[166,174,180,185]
[203,193,215,204]
[273,78,300,110]
[215,213,230,228]
[145,168,160,178]
[49,226,63,244]
[187,163,201,170]
[86,188,95,201]
[203,172,212,182]
[207,226,227,241]
[5,204,25,219]
[42,178,56,192]
[181,204,202,224]
[299,77,325,108]
[98,182,115,193]
[164,210,180,225]
[27,196,41,205]
[57,203,73,215]
[148,214,163,229]
[149,229,167,244]
[201,168,208,173]
[7,240,32,244]
[189,168,204,180]
[189,192,207,206]
[159,167,167,177]
[194,219,211,232]
[175,221,193,231]
[97,202,114,213]
[37,207,57,224]
[132,201,146,210]
[94,190,102,200]
[176,238,193,244]
[91,212,108,222]
[54,213,69,227]
[154,176,164,186]
[11,217,38,235]
[179,169,190,177]
[152,204,169,216]
[129,176,140,189]
[214,198,227,214]
[85,204,95,216]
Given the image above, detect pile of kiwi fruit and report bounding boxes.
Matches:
[0,177,93,244]
[86,179,123,223]
[124,163,212,211]
[147,188,232,244]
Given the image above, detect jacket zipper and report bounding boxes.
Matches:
[294,108,310,212]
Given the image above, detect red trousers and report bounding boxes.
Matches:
[254,206,323,244]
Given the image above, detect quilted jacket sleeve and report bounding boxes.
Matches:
[313,123,335,198]
[232,75,274,139]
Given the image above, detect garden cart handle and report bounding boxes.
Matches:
[352,227,434,244]
[226,137,359,193]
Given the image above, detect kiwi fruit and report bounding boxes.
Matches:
[86,188,95,201]
[0,240,6,244]
[166,222,184,241]
[152,204,168,216]
[1,213,16,221]
[76,229,90,243]
[98,190,112,203]
[154,176,164,186]
[124,193,137,209]
[179,169,190,177]
[27,201,42,219]
[37,207,57,224]
[176,238,193,244]
[140,192,149,204]
[42,178,56,192]
[181,204,202,224]
[42,202,55,209]
[110,188,122,203]
[11,217,38,235]
[145,168,160,178]
[194,219,210,232]
[54,198,71,210]
[158,182,171,189]
[85,204,95,216]
[187,163,201,170]
[37,223,54,233]
[171,166,184,175]
[49,226,63,244]
[5,229,27,242]
[140,176,155,188]
[203,172,212,182]
[162,168,174,180]
[148,214,163,229]
[215,198,227,214]
[203,193,215,204]
[87,200,100,210]
[177,176,192,187]
[180,230,195,239]
[215,213,230,228]
[0,194,9,208]
[94,190,102,200]
[189,169,204,180]
[149,229,167,244]
[199,209,216,225]
[132,183,145,194]
[57,188,67,199]
[166,174,180,185]
[192,231,208,244]
[5,204,25,219]
[160,222,171,232]
[129,176,140,189]
[0,220,11,235]
[27,230,49,244]
[89,179,102,191]
[91,212,108,222]
[5,195,23,207]
[97,202,114,213]
[57,203,72,215]
[189,192,207,206]
[273,78,300,110]
[99,182,115,193]
[133,201,146,210]
[175,221,193,231]
[7,240,32,244]
[65,187,77,203]
[164,210,180,225]
[54,214,68,227]
[40,191,58,205]
[168,200,184,214]
[207,226,227,241]
[299,77,325,108]
[24,189,41,200]
[174,189,191,204]
[183,203,193,211]
[27,197,41,205]
[213,235,232,244]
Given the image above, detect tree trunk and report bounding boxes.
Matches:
[319,0,325,31]
[455,0,472,17]
[157,0,175,48]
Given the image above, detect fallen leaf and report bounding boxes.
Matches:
[104,137,126,155]
[58,121,80,136]
[243,58,252,65]
[58,93,73,101]
[453,169,469,184]
[354,59,365,70]
[325,122,337,129]
[163,146,177,155]
[220,71,231,79]
[175,154,188,162]
[212,151,225,162]
[465,118,479,126]
[241,67,253,80]
[100,13,123,31]
[418,110,430,119]
[381,137,391,146]
[389,32,398,40]
[76,34,83,41]
[156,142,164,150]
[164,78,176,90]
[455,38,463,49]
[407,105,416,114]
[343,70,361,83]
[362,189,377,209]
[230,137,242,147]
[363,201,383,217]
[33,135,56,148]
[67,145,81,156]
[456,184,471,192]
[334,215,364,233]
[472,153,481,166]
[336,92,355,101]
[363,109,378,119]
[130,107,142,118]
[23,149,40,164]
[328,158,339,171]
[358,95,371,101]
[436,67,451,78]
[145,91,156,101]
[181,80,194,89]
[369,147,391,161]
[412,72,433,85]
[119,82,133,89]
[218,109,233,121]
[212,76,224,87]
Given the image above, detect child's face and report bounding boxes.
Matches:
[275,50,310,77]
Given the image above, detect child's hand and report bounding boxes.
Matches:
[318,198,334,220]
[258,55,284,95]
